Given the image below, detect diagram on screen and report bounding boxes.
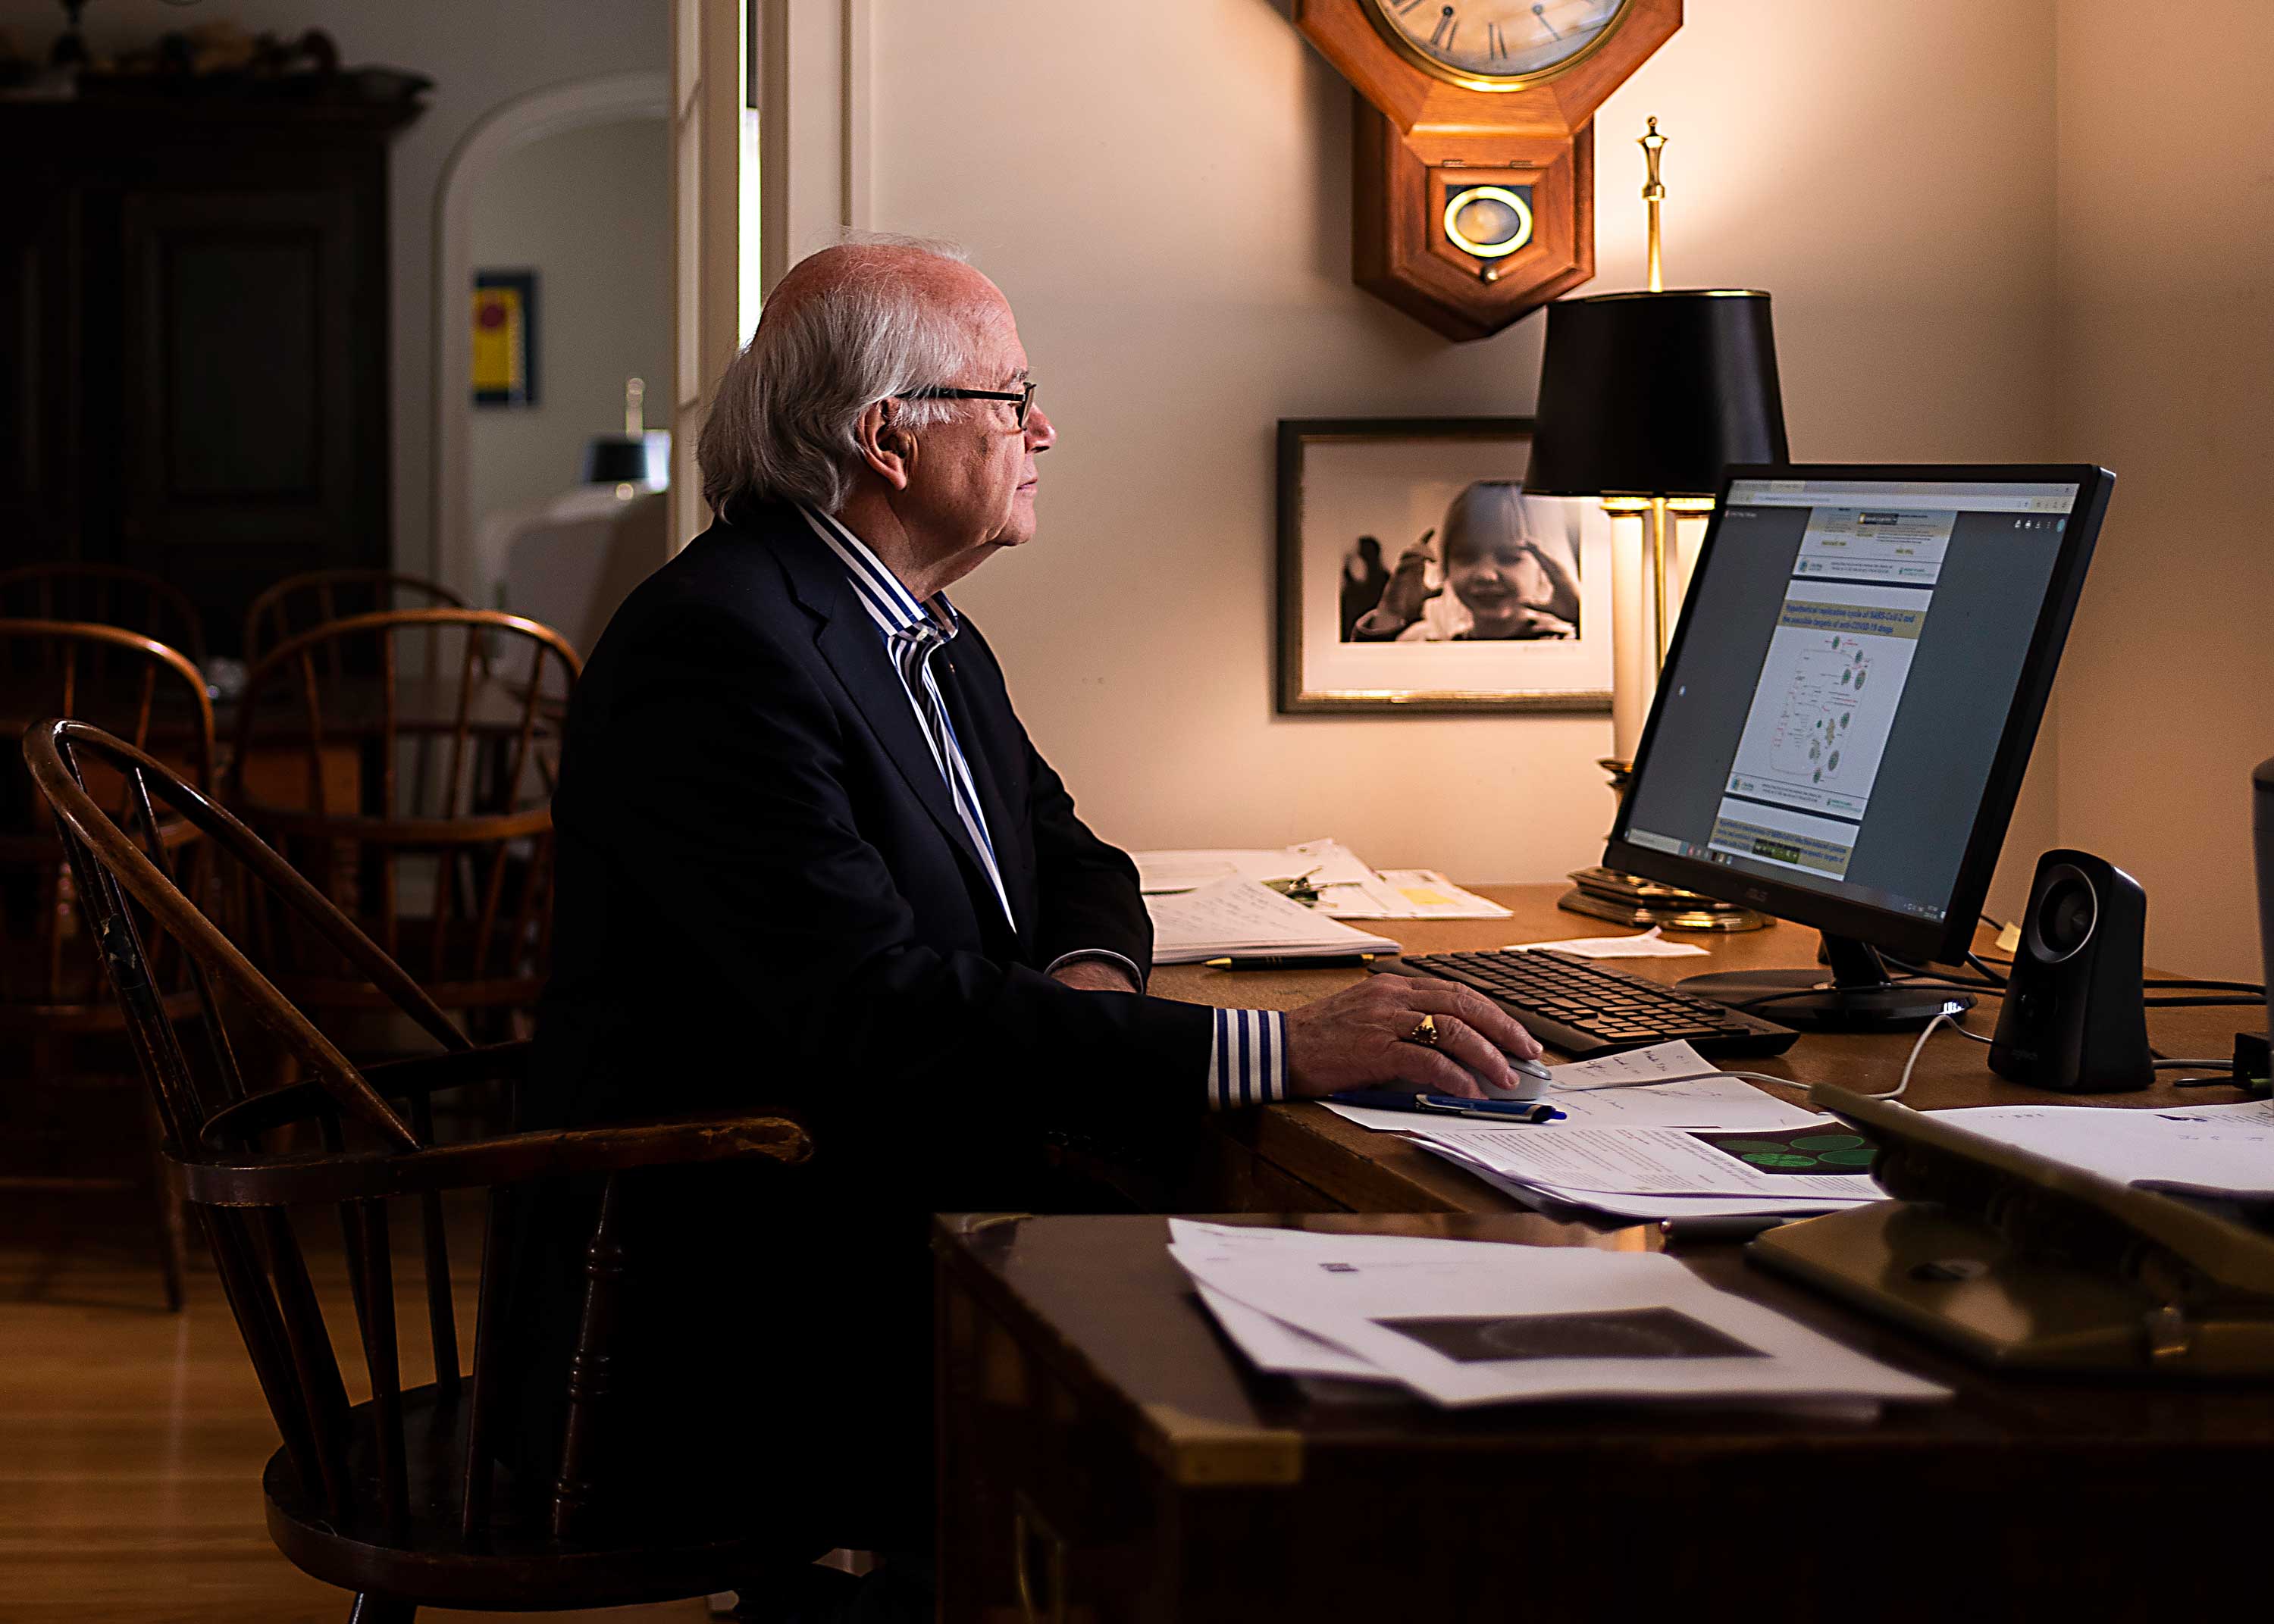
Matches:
[1724,584,1928,821]
[1765,636,1871,784]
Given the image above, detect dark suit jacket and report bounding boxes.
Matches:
[532,500,1211,1133]
[517,501,1210,1544]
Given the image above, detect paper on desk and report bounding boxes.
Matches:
[1320,1042,1821,1133]
[1134,839,1374,895]
[1194,1284,1389,1381]
[1927,1097,2274,1198]
[1131,840,1510,921]
[1367,871,1512,920]
[1416,1137,1865,1222]
[1502,926,1710,959]
[1173,1233,1946,1409]
[1170,1220,1484,1383]
[1144,875,1400,964]
[1415,1122,1884,1204]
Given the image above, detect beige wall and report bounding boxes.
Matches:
[467,115,672,585]
[2053,2,2274,978]
[869,0,2066,910]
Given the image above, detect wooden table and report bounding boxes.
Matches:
[1152,884,2260,1213]
[932,888,2270,1620]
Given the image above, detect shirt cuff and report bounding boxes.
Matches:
[1205,1008,1288,1110]
[1042,948,1147,993]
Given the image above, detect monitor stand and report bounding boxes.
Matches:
[1676,935,1974,1033]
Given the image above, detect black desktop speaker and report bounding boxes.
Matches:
[1988,850,2154,1093]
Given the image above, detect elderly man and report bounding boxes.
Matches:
[520,239,1537,1585]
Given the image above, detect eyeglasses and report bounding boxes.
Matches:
[901,379,1038,430]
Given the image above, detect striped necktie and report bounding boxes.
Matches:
[887,621,1013,927]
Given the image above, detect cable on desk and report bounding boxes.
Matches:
[2143,994,2264,1008]
[1883,1012,1959,1102]
[1558,1012,1962,1106]
[1725,978,2000,1015]
[2153,1058,2236,1072]
[1891,948,2259,1001]
[1964,951,2010,987]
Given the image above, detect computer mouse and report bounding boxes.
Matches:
[1475,1053,1555,1102]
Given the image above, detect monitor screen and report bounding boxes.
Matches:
[1608,467,2112,965]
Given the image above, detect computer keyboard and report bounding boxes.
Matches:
[1389,949,1800,1060]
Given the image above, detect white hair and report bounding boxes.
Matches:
[697,234,981,520]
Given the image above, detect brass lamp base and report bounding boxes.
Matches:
[1565,758,1771,932]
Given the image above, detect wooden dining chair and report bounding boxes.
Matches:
[244,570,469,668]
[0,562,208,673]
[228,610,581,1047]
[24,718,828,1622]
[0,619,215,1306]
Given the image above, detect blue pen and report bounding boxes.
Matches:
[1333,1090,1562,1125]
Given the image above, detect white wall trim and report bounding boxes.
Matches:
[757,0,874,299]
[431,70,671,596]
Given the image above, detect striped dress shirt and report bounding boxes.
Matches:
[797,505,1285,1110]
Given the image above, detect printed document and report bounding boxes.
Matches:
[1168,1221,1947,1409]
[1144,875,1400,963]
[1926,1098,2274,1198]
[1416,1122,1884,1203]
[1132,838,1511,920]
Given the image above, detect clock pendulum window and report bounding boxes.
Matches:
[1293,0,1684,340]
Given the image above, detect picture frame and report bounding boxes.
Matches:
[471,269,539,408]
[1276,417,1614,715]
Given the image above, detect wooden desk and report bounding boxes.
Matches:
[935,1210,2272,1622]
[930,889,2269,1619]
[1153,884,2261,1214]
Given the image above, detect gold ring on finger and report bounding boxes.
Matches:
[1408,1012,1440,1047]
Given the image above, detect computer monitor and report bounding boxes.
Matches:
[1605,464,2116,1031]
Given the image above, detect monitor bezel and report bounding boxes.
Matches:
[1602,462,2116,967]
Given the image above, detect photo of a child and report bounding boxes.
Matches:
[1278,418,1610,715]
[1344,481,1581,643]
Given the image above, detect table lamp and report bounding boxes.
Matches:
[580,376,672,494]
[1525,119,1789,931]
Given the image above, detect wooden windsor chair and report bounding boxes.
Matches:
[0,562,210,672]
[23,718,832,1622]
[244,569,468,668]
[228,609,579,1052]
[0,619,214,1306]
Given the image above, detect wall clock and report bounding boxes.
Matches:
[1295,0,1683,341]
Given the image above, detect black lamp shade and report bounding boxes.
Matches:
[1524,290,1788,498]
[581,436,652,484]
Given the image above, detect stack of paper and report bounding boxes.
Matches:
[1133,838,1511,921]
[1145,875,1400,965]
[1413,1123,1887,1222]
[1168,1220,1947,1410]
[1320,1042,1886,1220]
[1925,1098,2274,1199]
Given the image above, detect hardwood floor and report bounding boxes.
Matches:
[0,1194,717,1623]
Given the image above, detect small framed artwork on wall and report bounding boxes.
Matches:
[471,270,538,408]
[1276,418,1613,715]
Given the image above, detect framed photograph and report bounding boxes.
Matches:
[471,270,538,408]
[1276,418,1613,715]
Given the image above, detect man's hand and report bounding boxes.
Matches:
[1283,975,1543,1100]
[1050,958,1143,994]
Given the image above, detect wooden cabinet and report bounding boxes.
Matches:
[0,97,418,656]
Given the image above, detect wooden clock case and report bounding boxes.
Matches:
[1295,0,1683,341]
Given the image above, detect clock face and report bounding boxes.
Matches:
[1366,0,1633,89]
